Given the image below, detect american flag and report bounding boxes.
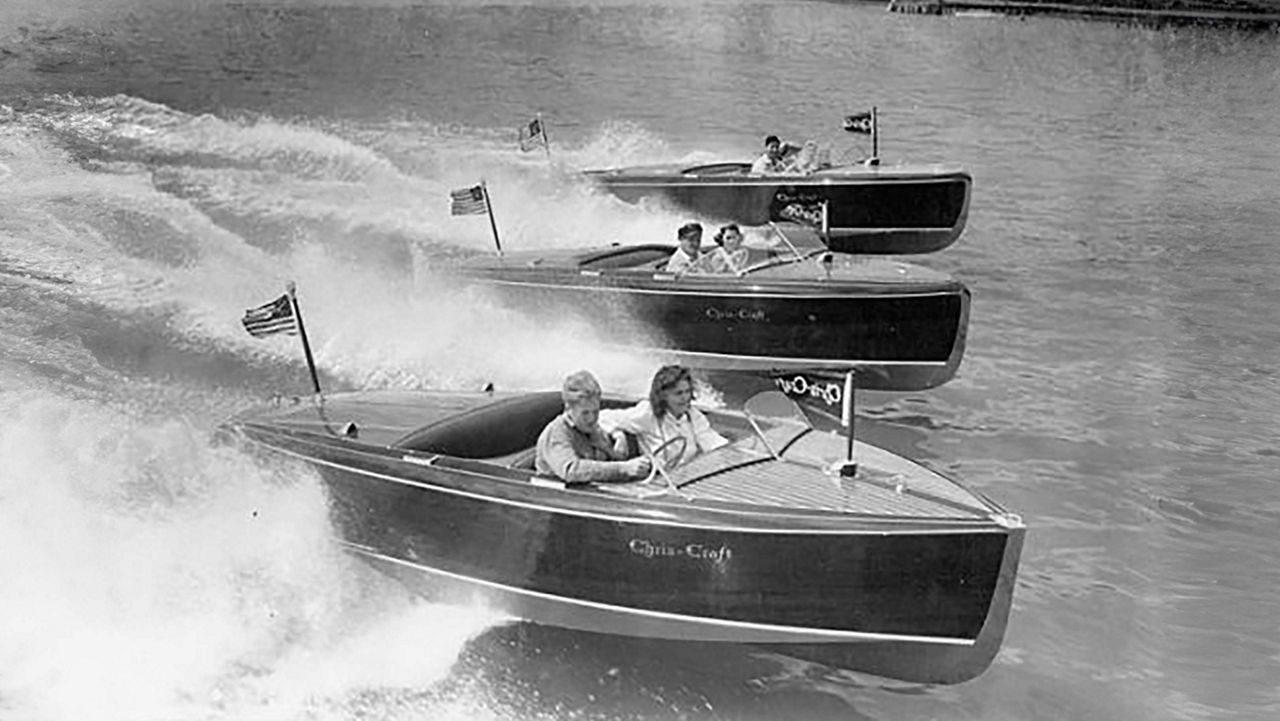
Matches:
[518,117,546,152]
[450,184,489,216]
[241,293,299,338]
[843,111,874,134]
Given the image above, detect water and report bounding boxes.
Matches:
[2,1,1279,719]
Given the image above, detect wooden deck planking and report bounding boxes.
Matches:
[682,458,991,519]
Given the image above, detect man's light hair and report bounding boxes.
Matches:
[562,370,602,407]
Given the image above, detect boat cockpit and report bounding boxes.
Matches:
[389,390,815,493]
[578,245,675,271]
[394,391,568,462]
[577,242,826,278]
[679,154,838,178]
[681,162,753,176]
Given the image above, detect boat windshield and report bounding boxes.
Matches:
[596,391,812,499]
[741,390,813,458]
[736,243,826,278]
[570,238,828,280]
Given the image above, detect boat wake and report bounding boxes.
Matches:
[7,93,699,258]
[0,392,510,721]
[0,90,994,717]
[2,94,679,395]
[0,95,701,719]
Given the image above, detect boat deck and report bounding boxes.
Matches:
[596,433,997,522]
[246,392,1000,524]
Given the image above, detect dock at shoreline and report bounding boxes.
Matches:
[886,0,1280,27]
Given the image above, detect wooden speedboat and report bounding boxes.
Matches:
[447,243,970,392]
[582,162,972,255]
[223,388,1025,684]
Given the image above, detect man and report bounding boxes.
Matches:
[750,135,803,174]
[664,222,705,274]
[535,370,652,483]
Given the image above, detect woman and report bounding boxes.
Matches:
[600,365,729,469]
[706,224,749,274]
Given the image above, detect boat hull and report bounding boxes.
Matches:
[305,447,1016,683]
[584,163,972,255]
[356,523,1023,685]
[757,526,1024,683]
[454,252,970,391]
[226,390,1024,685]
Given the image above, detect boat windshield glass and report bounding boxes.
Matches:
[737,244,825,278]
[741,390,812,458]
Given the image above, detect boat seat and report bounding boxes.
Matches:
[491,447,537,470]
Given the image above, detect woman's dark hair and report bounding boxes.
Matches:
[649,364,693,420]
[713,224,740,247]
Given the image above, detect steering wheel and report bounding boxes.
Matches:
[643,435,688,488]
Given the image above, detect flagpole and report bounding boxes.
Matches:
[871,106,879,161]
[841,369,857,477]
[286,282,322,397]
[821,199,830,247]
[538,112,551,157]
[480,181,503,256]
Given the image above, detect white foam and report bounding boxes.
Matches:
[0,393,503,721]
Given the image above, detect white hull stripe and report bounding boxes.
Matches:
[348,543,976,647]
[473,278,959,299]
[637,346,948,368]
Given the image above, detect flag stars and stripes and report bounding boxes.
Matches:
[450,185,489,215]
[449,181,504,254]
[241,293,299,338]
[519,116,547,152]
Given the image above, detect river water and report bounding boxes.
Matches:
[2,2,1278,720]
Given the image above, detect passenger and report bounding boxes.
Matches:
[749,135,802,174]
[665,222,707,274]
[535,370,652,483]
[601,365,729,470]
[705,224,749,274]
[783,140,823,174]
[750,135,787,174]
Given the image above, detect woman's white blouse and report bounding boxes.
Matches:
[600,400,728,467]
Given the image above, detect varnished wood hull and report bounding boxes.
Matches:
[227,390,1024,684]
[453,248,970,391]
[356,523,1023,685]
[584,163,972,255]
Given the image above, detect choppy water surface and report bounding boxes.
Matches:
[2,2,1278,719]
